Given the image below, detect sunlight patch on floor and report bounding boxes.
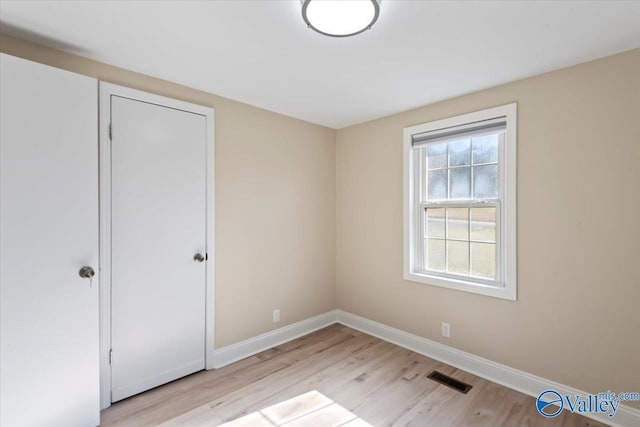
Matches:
[219,390,372,427]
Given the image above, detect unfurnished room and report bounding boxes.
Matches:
[0,1,638,426]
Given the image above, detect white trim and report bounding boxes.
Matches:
[503,104,517,300]
[205,102,216,371]
[98,82,215,409]
[403,103,517,301]
[403,125,416,290]
[98,83,112,410]
[336,310,640,427]
[212,310,339,369]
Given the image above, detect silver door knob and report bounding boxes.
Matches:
[193,253,205,263]
[79,266,95,279]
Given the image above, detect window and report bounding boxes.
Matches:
[403,104,517,300]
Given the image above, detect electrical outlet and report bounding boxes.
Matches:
[441,322,450,338]
[273,309,280,323]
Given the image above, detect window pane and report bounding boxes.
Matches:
[447,241,469,275]
[471,242,496,279]
[473,164,498,199]
[448,139,471,167]
[447,208,468,240]
[427,169,447,200]
[449,167,471,199]
[472,134,499,164]
[426,208,445,238]
[427,142,447,169]
[470,207,496,242]
[426,239,445,271]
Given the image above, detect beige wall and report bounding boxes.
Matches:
[0,34,337,348]
[336,48,640,408]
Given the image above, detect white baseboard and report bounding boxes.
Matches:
[336,310,640,427]
[212,310,339,368]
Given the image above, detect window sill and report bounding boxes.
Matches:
[404,271,516,300]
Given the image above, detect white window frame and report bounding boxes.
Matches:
[403,103,517,300]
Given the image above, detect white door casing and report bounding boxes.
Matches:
[0,53,100,426]
[99,83,215,408]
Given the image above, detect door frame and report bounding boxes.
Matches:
[98,82,215,410]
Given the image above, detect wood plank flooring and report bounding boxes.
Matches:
[101,324,608,426]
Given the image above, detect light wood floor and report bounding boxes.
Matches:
[101,324,607,426]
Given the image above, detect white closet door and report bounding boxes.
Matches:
[110,95,207,402]
[0,54,99,426]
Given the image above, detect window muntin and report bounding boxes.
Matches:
[423,133,501,201]
[423,204,498,278]
[404,104,516,300]
[418,132,502,284]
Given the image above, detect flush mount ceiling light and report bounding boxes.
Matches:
[301,0,381,38]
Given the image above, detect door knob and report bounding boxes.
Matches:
[193,253,205,263]
[79,266,95,279]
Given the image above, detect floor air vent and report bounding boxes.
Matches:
[427,370,473,394]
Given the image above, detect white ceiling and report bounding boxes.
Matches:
[1,1,639,129]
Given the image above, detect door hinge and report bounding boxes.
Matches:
[109,349,113,365]
[108,123,112,140]
[205,253,208,261]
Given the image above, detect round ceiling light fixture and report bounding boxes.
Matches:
[301,0,381,38]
